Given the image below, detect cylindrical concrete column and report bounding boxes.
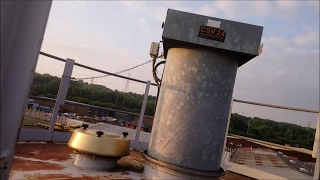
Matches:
[1,1,52,179]
[147,48,238,172]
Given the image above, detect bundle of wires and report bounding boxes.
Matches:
[152,55,166,112]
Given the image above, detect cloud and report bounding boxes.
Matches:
[121,1,148,14]
[121,1,147,11]
[137,17,147,27]
[234,33,319,127]
[275,1,313,19]
[262,37,291,50]
[211,1,316,20]
[236,39,319,103]
[195,5,216,17]
[276,1,299,11]
[76,1,86,7]
[153,6,168,22]
[121,1,193,22]
[235,74,318,127]
[213,1,272,19]
[294,31,320,47]
[160,1,181,7]
[152,5,192,22]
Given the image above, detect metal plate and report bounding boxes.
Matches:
[198,26,226,42]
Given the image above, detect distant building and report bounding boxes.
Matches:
[30,95,154,130]
[125,116,153,132]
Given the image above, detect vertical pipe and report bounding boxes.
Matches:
[0,1,52,179]
[135,81,151,141]
[146,47,237,176]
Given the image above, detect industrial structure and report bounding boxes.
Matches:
[1,1,319,180]
[144,9,263,179]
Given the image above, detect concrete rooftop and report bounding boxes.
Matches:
[10,143,252,180]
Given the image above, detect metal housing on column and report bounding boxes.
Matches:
[143,9,263,179]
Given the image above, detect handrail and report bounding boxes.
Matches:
[39,51,319,115]
[40,51,158,86]
[234,99,319,114]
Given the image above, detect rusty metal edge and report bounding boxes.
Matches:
[142,153,225,177]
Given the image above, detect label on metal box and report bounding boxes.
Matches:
[198,25,226,42]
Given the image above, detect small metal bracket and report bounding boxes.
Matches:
[258,43,263,55]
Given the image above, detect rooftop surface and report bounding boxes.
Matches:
[10,143,252,180]
[230,148,287,167]
[230,148,313,180]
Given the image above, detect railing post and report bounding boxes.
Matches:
[135,81,151,141]
[49,59,74,138]
[313,113,319,180]
[221,97,234,164]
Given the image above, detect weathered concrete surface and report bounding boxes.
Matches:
[10,143,252,180]
[10,143,143,180]
[148,47,238,171]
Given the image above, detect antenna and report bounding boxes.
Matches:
[123,72,130,93]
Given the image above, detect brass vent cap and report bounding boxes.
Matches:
[67,128,130,157]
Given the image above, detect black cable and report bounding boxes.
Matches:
[152,58,166,114]
[152,60,166,86]
[155,61,166,71]
[152,57,161,86]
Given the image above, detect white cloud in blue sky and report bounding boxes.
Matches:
[37,1,319,128]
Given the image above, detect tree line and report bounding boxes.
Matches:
[30,73,316,149]
[229,113,315,150]
[29,73,157,116]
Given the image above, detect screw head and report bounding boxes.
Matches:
[122,132,128,138]
[96,131,104,137]
[82,123,89,130]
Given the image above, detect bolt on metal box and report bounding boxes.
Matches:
[162,9,264,66]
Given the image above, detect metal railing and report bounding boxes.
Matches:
[21,52,156,149]
[40,52,158,86]
[234,99,319,114]
[21,52,320,179]
[23,51,319,143]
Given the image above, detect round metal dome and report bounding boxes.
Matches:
[67,128,130,157]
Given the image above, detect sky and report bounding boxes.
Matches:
[36,1,319,128]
